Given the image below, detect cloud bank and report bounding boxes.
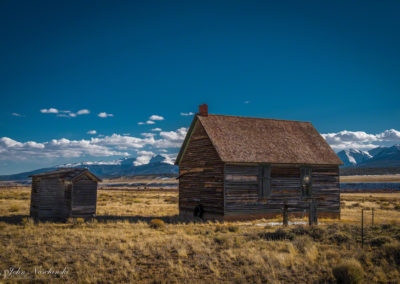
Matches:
[321,129,400,151]
[0,127,187,161]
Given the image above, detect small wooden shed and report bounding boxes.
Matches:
[29,168,101,219]
[175,105,343,220]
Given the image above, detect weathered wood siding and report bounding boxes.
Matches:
[30,177,40,218]
[71,175,97,217]
[37,177,65,218]
[224,164,340,219]
[179,121,224,218]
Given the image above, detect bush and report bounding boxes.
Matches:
[329,232,351,244]
[308,226,325,241]
[21,217,34,226]
[290,225,309,236]
[292,235,313,253]
[260,228,294,241]
[76,218,85,224]
[149,219,165,229]
[369,236,393,247]
[8,205,19,212]
[382,241,400,265]
[332,259,364,284]
[228,225,239,233]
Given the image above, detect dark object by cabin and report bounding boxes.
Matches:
[175,105,344,221]
[29,168,101,219]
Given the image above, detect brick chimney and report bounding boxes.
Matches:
[198,104,208,116]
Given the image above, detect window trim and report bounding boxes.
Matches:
[300,166,312,198]
[258,165,271,199]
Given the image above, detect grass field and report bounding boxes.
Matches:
[340,174,400,183]
[0,187,400,282]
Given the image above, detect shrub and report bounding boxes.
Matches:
[308,226,325,241]
[76,218,85,224]
[329,232,351,244]
[292,235,313,253]
[149,219,165,229]
[382,241,400,265]
[290,225,309,236]
[215,225,228,233]
[369,236,393,247]
[228,225,239,233]
[8,205,19,212]
[260,228,294,241]
[332,259,364,284]
[21,217,34,226]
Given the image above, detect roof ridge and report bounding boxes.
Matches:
[204,114,311,124]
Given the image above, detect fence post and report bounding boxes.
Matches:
[283,204,288,226]
[372,208,374,226]
[313,199,318,225]
[361,209,364,248]
[308,201,313,226]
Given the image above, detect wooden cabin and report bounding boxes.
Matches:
[29,168,101,219]
[175,105,344,220]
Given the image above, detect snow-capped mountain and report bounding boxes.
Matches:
[337,149,372,167]
[0,155,178,181]
[338,144,400,167]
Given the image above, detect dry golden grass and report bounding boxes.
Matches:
[340,174,400,183]
[0,187,399,282]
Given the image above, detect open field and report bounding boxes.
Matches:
[340,174,400,183]
[1,187,400,282]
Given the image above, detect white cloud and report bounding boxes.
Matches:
[180,112,195,116]
[244,100,250,104]
[41,108,59,114]
[87,130,97,135]
[138,120,155,125]
[11,113,24,117]
[98,112,114,118]
[149,115,164,121]
[41,108,90,117]
[0,127,188,161]
[141,133,155,138]
[160,153,177,165]
[321,129,400,151]
[77,109,90,115]
[134,150,155,166]
[151,128,162,132]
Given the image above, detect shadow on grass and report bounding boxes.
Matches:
[0,214,204,225]
[94,215,203,224]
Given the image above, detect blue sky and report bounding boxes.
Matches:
[1,1,400,174]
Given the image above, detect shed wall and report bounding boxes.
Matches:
[37,177,65,218]
[71,176,97,217]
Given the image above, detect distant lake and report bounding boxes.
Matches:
[340,182,400,192]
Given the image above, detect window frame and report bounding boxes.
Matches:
[258,165,271,199]
[300,166,312,198]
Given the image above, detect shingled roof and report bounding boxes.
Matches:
[176,114,343,165]
[29,168,102,182]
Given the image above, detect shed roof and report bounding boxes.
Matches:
[176,114,343,165]
[29,168,102,182]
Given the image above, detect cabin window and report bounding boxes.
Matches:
[300,167,312,197]
[258,165,271,198]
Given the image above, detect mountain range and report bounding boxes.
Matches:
[1,144,400,181]
[0,155,178,181]
[337,144,400,167]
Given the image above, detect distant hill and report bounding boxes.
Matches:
[337,144,400,168]
[0,155,178,181]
